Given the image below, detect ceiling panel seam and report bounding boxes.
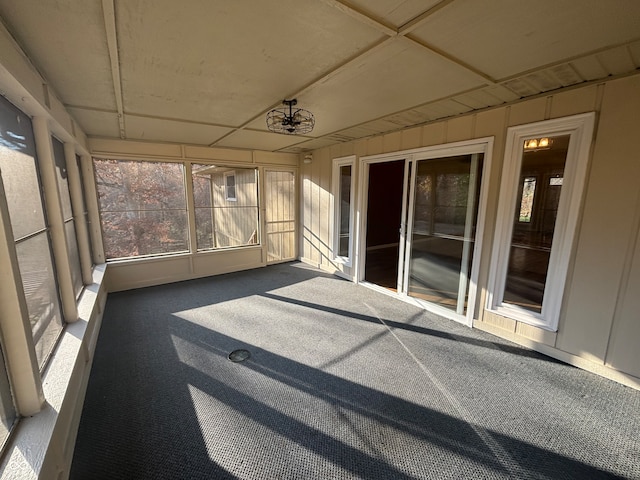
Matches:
[321,0,497,88]
[101,0,125,139]
[65,105,118,114]
[289,84,493,147]
[208,37,393,147]
[125,111,233,129]
[397,0,457,36]
[401,35,497,85]
[319,0,397,37]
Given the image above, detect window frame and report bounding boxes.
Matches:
[93,157,190,261]
[331,155,356,266]
[486,113,595,331]
[192,164,260,251]
[224,171,237,202]
[51,135,84,298]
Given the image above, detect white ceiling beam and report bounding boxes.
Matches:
[321,0,498,87]
[397,0,456,36]
[101,0,126,139]
[318,0,397,37]
[401,35,497,85]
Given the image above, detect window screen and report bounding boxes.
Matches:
[52,137,83,296]
[94,158,189,259]
[0,95,64,369]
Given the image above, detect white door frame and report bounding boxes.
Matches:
[355,138,494,326]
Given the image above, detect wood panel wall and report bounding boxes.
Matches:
[300,74,640,387]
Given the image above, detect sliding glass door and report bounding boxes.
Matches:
[402,153,484,317]
[359,141,490,324]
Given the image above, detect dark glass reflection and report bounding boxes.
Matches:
[407,154,483,314]
[503,135,570,313]
[338,165,351,257]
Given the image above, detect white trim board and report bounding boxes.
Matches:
[486,112,596,331]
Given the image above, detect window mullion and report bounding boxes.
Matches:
[63,142,93,285]
[32,117,78,323]
[80,154,106,264]
[184,162,198,254]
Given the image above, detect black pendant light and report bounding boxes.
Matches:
[266,99,315,135]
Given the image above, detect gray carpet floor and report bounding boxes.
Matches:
[70,262,640,479]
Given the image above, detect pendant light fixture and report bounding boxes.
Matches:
[266,99,315,135]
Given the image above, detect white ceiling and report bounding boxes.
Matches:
[0,0,639,153]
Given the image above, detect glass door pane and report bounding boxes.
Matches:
[405,154,483,315]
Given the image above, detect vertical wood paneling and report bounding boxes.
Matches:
[472,106,507,322]
[210,168,258,248]
[319,152,332,267]
[302,163,312,261]
[382,131,402,152]
[507,97,547,126]
[367,136,383,155]
[550,85,598,119]
[311,153,321,264]
[606,212,640,376]
[445,115,474,142]
[557,75,640,362]
[401,126,422,150]
[422,122,445,146]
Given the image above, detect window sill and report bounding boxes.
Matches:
[106,250,191,264]
[0,264,108,480]
[105,244,264,265]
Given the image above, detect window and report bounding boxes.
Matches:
[332,156,355,265]
[94,159,189,259]
[0,95,64,368]
[487,113,595,330]
[224,171,236,201]
[192,165,259,250]
[518,177,536,223]
[52,137,83,297]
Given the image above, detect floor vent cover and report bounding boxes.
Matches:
[228,349,251,362]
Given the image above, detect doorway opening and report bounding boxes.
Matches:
[363,160,405,291]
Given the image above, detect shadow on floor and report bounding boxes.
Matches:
[70,262,636,480]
